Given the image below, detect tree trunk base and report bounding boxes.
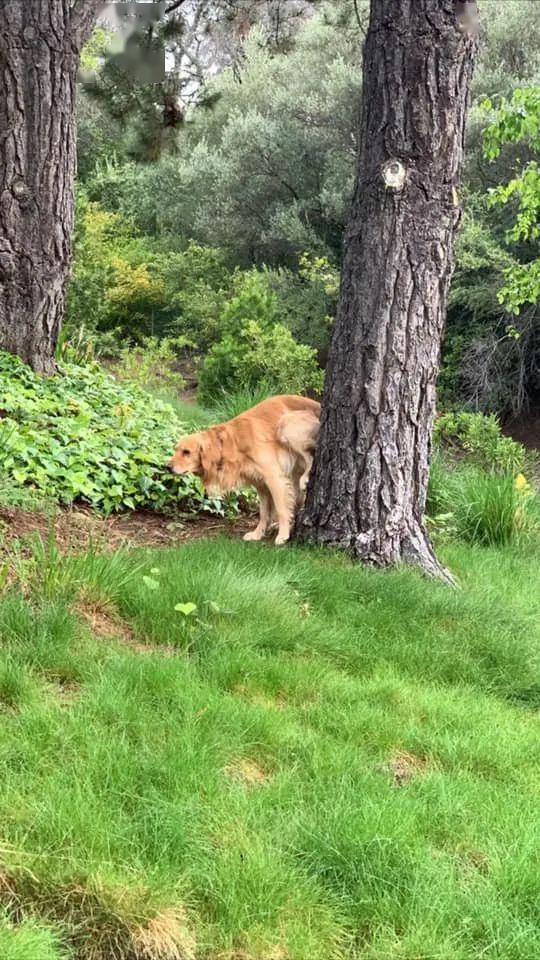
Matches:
[21,351,58,377]
[294,515,456,586]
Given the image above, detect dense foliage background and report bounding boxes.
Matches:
[3,0,539,535]
[71,0,540,419]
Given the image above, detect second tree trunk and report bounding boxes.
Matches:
[0,1,80,374]
[295,0,478,580]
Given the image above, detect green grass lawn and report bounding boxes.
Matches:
[0,535,539,959]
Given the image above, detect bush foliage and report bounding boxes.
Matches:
[77,2,540,416]
[0,351,213,514]
[197,273,324,403]
[429,411,537,547]
[433,411,532,474]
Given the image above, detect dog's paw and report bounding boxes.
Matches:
[274,533,290,546]
[243,530,264,542]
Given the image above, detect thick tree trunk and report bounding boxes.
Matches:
[295,0,479,581]
[0,1,102,374]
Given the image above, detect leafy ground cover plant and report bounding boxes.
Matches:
[0,351,216,514]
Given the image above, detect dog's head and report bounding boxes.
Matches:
[166,429,224,491]
[167,433,204,477]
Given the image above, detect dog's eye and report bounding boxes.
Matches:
[183,449,191,456]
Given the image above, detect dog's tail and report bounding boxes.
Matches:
[278,410,320,458]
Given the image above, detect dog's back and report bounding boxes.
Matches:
[232,394,320,430]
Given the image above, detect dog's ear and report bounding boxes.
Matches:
[199,430,222,485]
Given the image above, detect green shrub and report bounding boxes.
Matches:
[67,194,234,349]
[427,460,537,547]
[198,272,324,404]
[112,336,186,393]
[0,351,213,514]
[221,271,280,333]
[66,193,168,344]
[198,322,323,404]
[66,193,123,336]
[433,411,531,474]
[152,243,234,349]
[265,254,337,356]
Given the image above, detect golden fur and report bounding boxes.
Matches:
[167,395,320,544]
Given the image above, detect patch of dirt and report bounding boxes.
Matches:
[48,678,82,707]
[223,758,270,787]
[75,600,135,643]
[74,600,177,657]
[215,950,289,960]
[454,844,490,877]
[131,906,196,960]
[383,750,431,788]
[0,504,254,558]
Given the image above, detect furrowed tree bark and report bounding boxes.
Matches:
[295,0,479,582]
[0,1,103,374]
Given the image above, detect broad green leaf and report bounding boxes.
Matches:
[142,576,160,591]
[174,602,198,616]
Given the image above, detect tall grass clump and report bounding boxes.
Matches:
[429,412,538,547]
[210,384,274,421]
[454,469,536,546]
[428,462,537,547]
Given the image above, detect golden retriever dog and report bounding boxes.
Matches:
[167,395,320,544]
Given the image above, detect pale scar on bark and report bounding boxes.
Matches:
[382,159,406,191]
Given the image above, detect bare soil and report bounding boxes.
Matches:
[0,504,254,557]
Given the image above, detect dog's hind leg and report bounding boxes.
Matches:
[243,487,272,542]
[264,473,295,545]
[298,452,313,497]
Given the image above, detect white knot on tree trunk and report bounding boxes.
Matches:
[382,159,406,191]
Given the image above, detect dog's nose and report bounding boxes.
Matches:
[165,463,175,474]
